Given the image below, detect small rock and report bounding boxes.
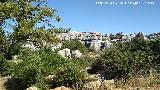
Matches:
[45,75,56,83]
[26,86,38,90]
[83,80,101,90]
[52,86,71,90]
[103,79,114,85]
[13,55,18,60]
[58,48,71,59]
[71,50,82,58]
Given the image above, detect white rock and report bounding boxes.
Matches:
[105,41,112,48]
[26,86,38,90]
[22,43,37,50]
[90,40,102,51]
[72,50,82,58]
[52,86,71,90]
[103,79,114,85]
[45,75,56,83]
[13,55,18,60]
[58,48,71,59]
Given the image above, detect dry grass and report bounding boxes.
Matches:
[0,77,6,90]
[114,72,160,90]
[72,72,160,90]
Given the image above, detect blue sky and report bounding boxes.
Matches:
[48,0,160,35]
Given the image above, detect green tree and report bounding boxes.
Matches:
[0,0,60,59]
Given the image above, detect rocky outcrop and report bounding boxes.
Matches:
[90,40,112,51]
[22,43,37,50]
[71,50,82,58]
[90,40,102,51]
[58,48,71,59]
[57,31,102,41]
[58,49,82,59]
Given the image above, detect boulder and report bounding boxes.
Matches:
[58,48,71,59]
[103,79,114,86]
[52,86,71,90]
[0,76,16,90]
[105,41,112,48]
[71,50,82,58]
[0,77,5,90]
[90,40,103,51]
[26,86,38,90]
[13,55,18,60]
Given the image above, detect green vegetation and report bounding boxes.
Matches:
[0,53,7,75]
[91,37,160,80]
[1,35,160,89]
[3,48,88,89]
[0,0,60,59]
[1,0,160,90]
[61,40,87,53]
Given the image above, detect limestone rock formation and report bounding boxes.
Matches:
[71,50,82,58]
[22,43,37,50]
[58,48,71,59]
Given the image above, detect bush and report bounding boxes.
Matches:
[11,48,86,89]
[91,41,157,79]
[51,63,85,88]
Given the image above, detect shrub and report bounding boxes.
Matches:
[11,48,87,89]
[91,41,157,79]
[51,63,85,88]
[12,54,41,89]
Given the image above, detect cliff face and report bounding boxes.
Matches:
[57,31,103,41]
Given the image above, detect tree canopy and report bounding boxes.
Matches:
[0,0,60,59]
